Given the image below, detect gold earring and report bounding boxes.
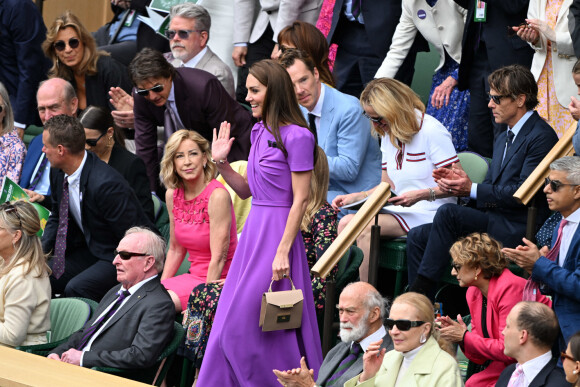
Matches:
[475,274,478,280]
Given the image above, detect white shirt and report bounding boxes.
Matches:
[181,46,208,69]
[30,154,51,195]
[359,325,387,353]
[518,350,552,387]
[470,110,534,199]
[65,151,87,232]
[394,342,425,387]
[307,83,325,131]
[80,275,158,365]
[559,207,580,267]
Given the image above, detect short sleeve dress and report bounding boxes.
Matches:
[161,179,237,310]
[198,122,323,386]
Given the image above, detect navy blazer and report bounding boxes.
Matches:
[19,134,50,195]
[533,219,580,345]
[42,151,155,263]
[51,278,175,369]
[133,68,254,191]
[495,359,567,387]
[454,0,533,90]
[476,111,558,248]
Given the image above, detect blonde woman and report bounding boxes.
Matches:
[43,10,132,111]
[159,129,237,313]
[0,201,51,347]
[333,78,460,282]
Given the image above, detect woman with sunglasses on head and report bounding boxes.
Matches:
[563,331,580,386]
[333,78,460,282]
[0,83,25,183]
[159,129,237,313]
[514,0,577,137]
[0,201,51,347]
[345,292,462,386]
[437,233,551,387]
[43,10,132,113]
[78,106,154,222]
[198,60,322,386]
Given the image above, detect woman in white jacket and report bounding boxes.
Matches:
[516,0,577,137]
[375,0,469,151]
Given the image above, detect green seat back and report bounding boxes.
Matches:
[336,245,364,291]
[152,194,170,243]
[410,43,440,104]
[49,298,91,342]
[24,125,43,148]
[175,252,190,276]
[458,151,490,184]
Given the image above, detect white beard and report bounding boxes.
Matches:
[339,318,369,343]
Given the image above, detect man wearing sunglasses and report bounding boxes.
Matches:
[274,282,393,386]
[41,114,156,301]
[496,301,566,386]
[47,227,175,370]
[503,156,580,353]
[407,65,559,299]
[163,3,235,98]
[129,48,253,193]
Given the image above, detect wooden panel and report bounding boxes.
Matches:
[42,0,114,33]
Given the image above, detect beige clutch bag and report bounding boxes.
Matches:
[259,277,303,332]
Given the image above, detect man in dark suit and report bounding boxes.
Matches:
[47,227,175,369]
[274,282,393,386]
[326,0,428,97]
[407,65,558,297]
[504,156,580,352]
[41,115,156,301]
[129,48,253,193]
[454,0,533,158]
[496,301,567,387]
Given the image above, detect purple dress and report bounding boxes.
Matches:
[198,122,323,385]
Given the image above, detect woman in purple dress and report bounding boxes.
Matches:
[198,60,323,385]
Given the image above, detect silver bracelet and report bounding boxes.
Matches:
[428,188,436,202]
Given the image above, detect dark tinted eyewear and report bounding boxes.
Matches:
[114,250,148,260]
[451,263,462,272]
[385,318,426,331]
[85,132,106,147]
[544,177,579,192]
[136,84,164,97]
[164,29,202,40]
[0,203,21,228]
[0,105,3,114]
[561,351,577,363]
[362,111,383,123]
[487,93,509,104]
[54,38,80,52]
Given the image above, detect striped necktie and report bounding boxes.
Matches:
[52,177,69,279]
[29,154,48,190]
[326,342,362,385]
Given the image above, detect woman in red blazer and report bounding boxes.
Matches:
[436,232,551,387]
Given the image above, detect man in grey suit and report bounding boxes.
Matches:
[47,227,175,369]
[164,3,235,98]
[274,282,393,386]
[280,49,381,218]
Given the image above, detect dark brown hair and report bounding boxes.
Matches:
[129,48,176,86]
[488,64,538,110]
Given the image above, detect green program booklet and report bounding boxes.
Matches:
[0,177,50,236]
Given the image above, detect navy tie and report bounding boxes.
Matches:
[52,177,69,279]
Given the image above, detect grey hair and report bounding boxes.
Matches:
[124,227,166,272]
[365,289,389,320]
[0,82,14,135]
[169,3,211,34]
[550,156,580,185]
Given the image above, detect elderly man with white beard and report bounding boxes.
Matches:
[274,282,393,386]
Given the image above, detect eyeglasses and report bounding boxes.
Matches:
[561,351,577,363]
[544,177,579,192]
[0,203,21,229]
[85,132,106,147]
[385,318,426,331]
[0,105,3,114]
[451,263,463,272]
[114,250,149,260]
[507,23,529,38]
[164,29,203,40]
[362,111,383,124]
[136,84,164,97]
[53,38,80,52]
[488,93,510,104]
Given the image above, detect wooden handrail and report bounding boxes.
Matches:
[311,182,392,279]
[514,122,576,205]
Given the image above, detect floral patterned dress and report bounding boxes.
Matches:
[0,129,25,183]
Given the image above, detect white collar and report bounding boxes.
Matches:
[508,110,534,137]
[357,325,387,352]
[308,82,325,118]
[122,274,158,295]
[519,350,553,385]
[563,207,580,224]
[65,151,87,185]
[182,46,208,68]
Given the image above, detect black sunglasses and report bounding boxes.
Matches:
[164,29,202,40]
[54,38,80,52]
[0,105,3,114]
[385,318,426,331]
[114,250,149,260]
[487,93,510,104]
[545,177,579,192]
[561,351,577,363]
[362,111,383,123]
[136,84,164,97]
[0,203,21,229]
[85,132,106,147]
[451,263,463,272]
